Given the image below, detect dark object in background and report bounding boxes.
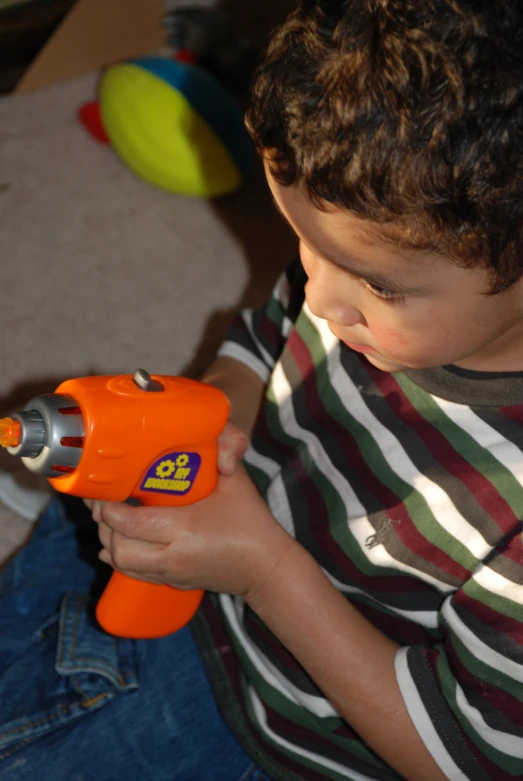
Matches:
[163,6,260,95]
[0,0,165,96]
[0,0,76,94]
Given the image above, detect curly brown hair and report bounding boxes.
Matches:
[246,0,523,293]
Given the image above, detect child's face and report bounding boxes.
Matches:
[266,169,523,372]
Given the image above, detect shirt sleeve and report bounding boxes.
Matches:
[217,256,306,383]
[395,526,523,781]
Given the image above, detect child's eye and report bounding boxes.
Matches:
[364,281,406,303]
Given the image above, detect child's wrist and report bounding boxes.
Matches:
[244,530,304,607]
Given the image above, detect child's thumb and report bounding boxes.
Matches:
[217,422,249,476]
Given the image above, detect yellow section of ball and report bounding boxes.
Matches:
[99,64,242,197]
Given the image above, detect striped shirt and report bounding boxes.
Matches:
[191,257,523,781]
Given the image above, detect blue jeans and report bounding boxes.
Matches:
[0,497,271,781]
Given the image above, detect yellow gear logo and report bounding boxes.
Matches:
[175,453,189,467]
[156,459,176,478]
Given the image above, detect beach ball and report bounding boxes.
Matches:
[98,56,254,197]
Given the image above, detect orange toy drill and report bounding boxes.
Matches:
[0,369,229,639]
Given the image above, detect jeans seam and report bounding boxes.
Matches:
[72,594,81,657]
[70,597,90,704]
[238,763,257,781]
[0,699,102,740]
[57,591,69,671]
[113,638,126,688]
[0,688,111,747]
[60,595,131,688]
[72,674,94,705]
[0,738,32,761]
[0,594,111,741]
[71,667,114,709]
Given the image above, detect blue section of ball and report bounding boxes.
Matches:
[133,57,254,180]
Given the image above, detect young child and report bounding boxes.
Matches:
[2,2,523,780]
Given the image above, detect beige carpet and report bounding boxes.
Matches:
[0,55,296,564]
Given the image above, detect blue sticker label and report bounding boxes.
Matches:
[140,452,201,496]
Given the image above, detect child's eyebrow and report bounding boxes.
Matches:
[270,196,429,295]
[323,255,429,295]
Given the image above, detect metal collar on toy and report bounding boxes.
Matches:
[8,394,84,477]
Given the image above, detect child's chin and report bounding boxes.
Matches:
[363,354,411,373]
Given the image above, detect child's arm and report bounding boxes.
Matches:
[201,355,266,437]
[199,355,266,475]
[197,360,447,781]
[245,532,451,781]
[94,465,449,781]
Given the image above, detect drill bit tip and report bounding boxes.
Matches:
[0,417,21,448]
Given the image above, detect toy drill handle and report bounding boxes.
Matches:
[95,450,219,638]
[96,437,220,639]
[97,573,204,640]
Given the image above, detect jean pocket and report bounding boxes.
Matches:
[0,591,139,759]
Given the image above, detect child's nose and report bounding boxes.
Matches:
[305,276,363,327]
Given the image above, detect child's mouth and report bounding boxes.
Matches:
[343,341,377,355]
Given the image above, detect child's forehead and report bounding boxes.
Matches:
[270,169,494,295]
[266,165,459,280]
[311,215,441,289]
[293,185,440,263]
[356,217,444,258]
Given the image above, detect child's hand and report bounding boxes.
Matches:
[217,420,250,476]
[84,420,248,514]
[91,465,295,599]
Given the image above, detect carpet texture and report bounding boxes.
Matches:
[0,13,296,563]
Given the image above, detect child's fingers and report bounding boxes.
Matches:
[97,521,165,574]
[91,500,103,523]
[96,501,179,544]
[217,421,249,475]
[97,549,165,584]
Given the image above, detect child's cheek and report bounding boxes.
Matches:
[371,322,413,353]
[370,321,441,366]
